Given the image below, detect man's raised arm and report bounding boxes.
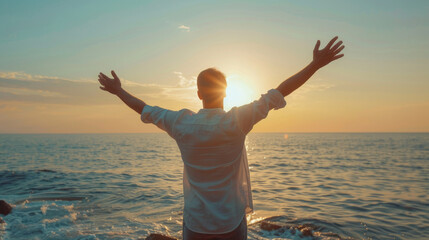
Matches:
[98,70,146,114]
[276,36,345,97]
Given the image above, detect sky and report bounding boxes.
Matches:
[0,0,428,133]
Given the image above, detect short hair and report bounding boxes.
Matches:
[197,68,227,101]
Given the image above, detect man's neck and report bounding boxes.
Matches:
[202,100,224,109]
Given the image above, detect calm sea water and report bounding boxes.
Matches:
[0,133,428,240]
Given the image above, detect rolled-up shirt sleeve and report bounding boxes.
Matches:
[141,105,180,137]
[233,89,286,135]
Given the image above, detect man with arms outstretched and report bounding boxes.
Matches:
[98,37,344,240]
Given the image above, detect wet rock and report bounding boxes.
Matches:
[317,231,343,239]
[0,200,12,216]
[297,223,316,231]
[260,221,282,231]
[300,227,313,237]
[144,233,178,240]
[260,221,315,237]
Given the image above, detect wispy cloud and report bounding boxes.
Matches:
[288,78,335,101]
[0,71,93,83]
[0,72,55,82]
[299,80,334,93]
[0,86,65,98]
[0,71,199,106]
[178,24,190,32]
[173,71,196,88]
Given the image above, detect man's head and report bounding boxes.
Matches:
[197,68,227,105]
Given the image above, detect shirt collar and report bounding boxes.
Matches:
[197,108,225,114]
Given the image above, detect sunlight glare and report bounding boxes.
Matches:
[224,75,254,111]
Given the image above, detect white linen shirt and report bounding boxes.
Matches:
[140,89,286,234]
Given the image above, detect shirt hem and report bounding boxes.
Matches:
[184,212,247,235]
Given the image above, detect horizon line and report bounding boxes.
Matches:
[0,131,428,135]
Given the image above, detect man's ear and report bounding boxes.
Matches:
[197,90,202,100]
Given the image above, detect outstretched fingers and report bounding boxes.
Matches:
[330,41,343,52]
[98,77,106,86]
[332,54,344,61]
[333,45,345,55]
[99,72,111,81]
[98,71,122,94]
[325,36,338,50]
[314,40,321,53]
[111,70,119,81]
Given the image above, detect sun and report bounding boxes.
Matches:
[224,75,254,111]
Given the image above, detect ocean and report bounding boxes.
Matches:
[0,133,428,240]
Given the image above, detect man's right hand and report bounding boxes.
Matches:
[275,36,345,97]
[98,70,122,95]
[312,36,345,69]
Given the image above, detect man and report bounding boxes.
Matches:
[98,36,344,240]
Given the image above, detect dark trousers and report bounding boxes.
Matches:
[182,216,247,240]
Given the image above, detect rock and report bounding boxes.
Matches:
[301,227,313,237]
[295,224,316,237]
[297,223,316,231]
[0,200,12,216]
[144,233,178,240]
[318,231,343,239]
[260,221,282,231]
